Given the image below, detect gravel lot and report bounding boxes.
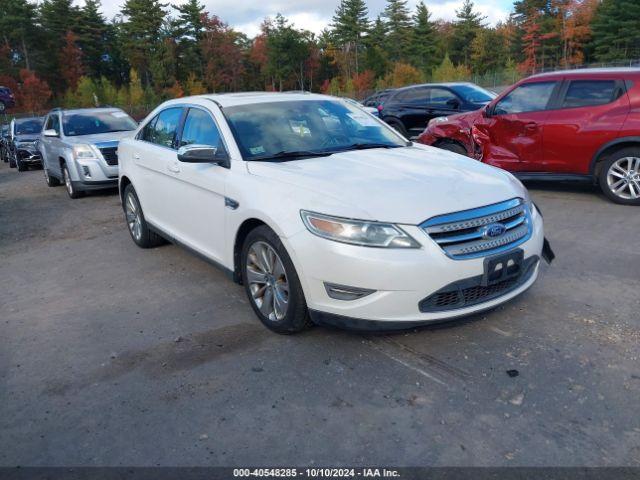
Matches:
[1,160,639,467]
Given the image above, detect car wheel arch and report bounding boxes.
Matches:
[433,138,470,156]
[119,176,132,203]
[233,218,269,283]
[591,137,640,177]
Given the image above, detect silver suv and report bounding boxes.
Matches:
[40,107,137,198]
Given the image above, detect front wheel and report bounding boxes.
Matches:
[17,158,27,171]
[8,152,16,168]
[436,140,468,157]
[62,164,82,198]
[598,148,640,205]
[241,226,312,334]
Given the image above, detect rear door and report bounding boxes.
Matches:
[476,81,559,172]
[130,106,185,234]
[41,113,63,177]
[391,86,431,136]
[542,78,628,174]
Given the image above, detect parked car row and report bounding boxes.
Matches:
[4,92,553,334]
[0,116,45,170]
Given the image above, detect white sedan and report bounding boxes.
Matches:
[118,92,548,333]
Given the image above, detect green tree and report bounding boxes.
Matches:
[411,2,439,78]
[0,0,39,71]
[265,14,311,91]
[382,0,412,62]
[331,0,370,76]
[76,0,109,79]
[450,0,486,67]
[120,0,168,84]
[590,0,640,61]
[172,0,205,80]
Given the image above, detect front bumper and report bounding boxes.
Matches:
[71,179,118,192]
[284,207,544,327]
[17,149,41,163]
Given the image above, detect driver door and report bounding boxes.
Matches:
[476,81,559,172]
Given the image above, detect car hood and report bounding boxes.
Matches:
[15,135,40,143]
[64,130,135,145]
[246,145,526,225]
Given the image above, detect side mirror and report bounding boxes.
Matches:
[177,144,229,167]
[44,129,59,137]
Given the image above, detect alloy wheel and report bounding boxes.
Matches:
[607,157,640,200]
[63,167,73,196]
[246,241,289,321]
[125,192,143,241]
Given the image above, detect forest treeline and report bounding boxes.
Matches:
[1,0,639,112]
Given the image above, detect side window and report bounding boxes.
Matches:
[140,115,159,142]
[428,88,459,107]
[561,80,619,108]
[145,108,183,148]
[46,114,60,134]
[395,87,430,105]
[494,82,557,115]
[179,108,223,151]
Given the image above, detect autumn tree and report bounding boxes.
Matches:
[17,69,52,112]
[60,31,83,91]
[201,14,245,92]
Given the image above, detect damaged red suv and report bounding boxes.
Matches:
[418,68,640,205]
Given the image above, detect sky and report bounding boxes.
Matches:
[96,0,515,38]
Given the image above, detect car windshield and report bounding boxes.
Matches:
[453,84,496,103]
[224,99,407,161]
[15,118,43,135]
[62,111,137,137]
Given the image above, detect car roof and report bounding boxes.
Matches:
[527,67,640,81]
[56,107,127,115]
[15,116,44,123]
[161,92,348,108]
[393,82,478,92]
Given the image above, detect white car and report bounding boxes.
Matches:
[118,92,549,333]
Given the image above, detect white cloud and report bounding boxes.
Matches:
[92,0,512,36]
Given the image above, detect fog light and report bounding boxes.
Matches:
[82,165,91,178]
[324,282,375,301]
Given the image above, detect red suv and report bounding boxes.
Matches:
[417,68,640,205]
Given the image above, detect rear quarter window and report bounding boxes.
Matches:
[561,80,621,108]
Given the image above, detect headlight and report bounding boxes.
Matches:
[300,210,420,248]
[72,144,98,159]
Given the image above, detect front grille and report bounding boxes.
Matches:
[421,198,532,260]
[419,256,539,312]
[100,147,118,166]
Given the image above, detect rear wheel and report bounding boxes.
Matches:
[598,148,640,205]
[241,226,312,334]
[436,140,468,157]
[122,184,165,248]
[44,167,60,187]
[385,118,408,137]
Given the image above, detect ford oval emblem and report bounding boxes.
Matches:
[483,223,506,239]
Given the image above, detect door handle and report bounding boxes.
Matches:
[167,162,180,173]
[133,153,140,160]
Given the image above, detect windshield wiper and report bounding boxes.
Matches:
[250,150,334,162]
[336,143,405,152]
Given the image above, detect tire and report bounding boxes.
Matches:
[0,101,5,113]
[8,152,16,168]
[598,147,640,206]
[240,225,312,334]
[385,118,408,137]
[436,140,468,157]
[17,159,26,171]
[44,168,60,187]
[122,184,165,248]
[62,163,82,199]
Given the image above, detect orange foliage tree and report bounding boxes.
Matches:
[17,69,52,112]
[60,31,84,90]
